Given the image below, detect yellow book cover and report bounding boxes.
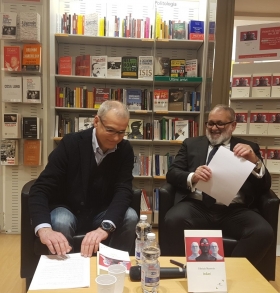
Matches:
[77,15,83,35]
[155,13,161,39]
[99,18,104,36]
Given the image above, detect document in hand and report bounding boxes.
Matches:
[97,243,131,275]
[196,146,255,205]
[29,253,90,290]
[185,230,227,293]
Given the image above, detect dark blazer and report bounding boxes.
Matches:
[166,135,271,207]
[28,128,134,229]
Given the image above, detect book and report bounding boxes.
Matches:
[132,155,140,176]
[121,56,138,78]
[154,57,170,76]
[231,75,251,97]
[188,20,204,40]
[138,56,153,80]
[0,12,17,39]
[266,146,280,173]
[141,189,151,210]
[127,119,144,139]
[271,73,280,97]
[170,59,185,77]
[17,12,41,42]
[84,13,98,36]
[267,111,280,135]
[153,89,169,111]
[2,113,21,139]
[251,74,272,97]
[22,117,41,139]
[0,140,18,165]
[126,89,142,110]
[91,55,107,77]
[185,59,198,77]
[174,120,189,140]
[1,77,22,103]
[248,110,269,135]
[75,55,91,76]
[23,140,42,166]
[168,88,184,111]
[22,44,42,72]
[3,46,21,71]
[173,22,186,39]
[107,56,122,78]
[22,76,41,103]
[234,111,248,135]
[94,88,110,109]
[78,116,94,131]
[58,56,72,75]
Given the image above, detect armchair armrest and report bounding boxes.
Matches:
[131,187,141,219]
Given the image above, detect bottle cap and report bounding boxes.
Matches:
[147,232,155,240]
[140,215,147,220]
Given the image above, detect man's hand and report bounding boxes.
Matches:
[192,165,212,184]
[38,227,72,255]
[233,143,259,164]
[81,228,109,257]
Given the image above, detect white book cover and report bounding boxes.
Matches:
[248,110,269,135]
[234,111,248,135]
[271,73,280,97]
[2,76,22,102]
[78,116,94,132]
[0,139,18,165]
[251,74,272,97]
[153,89,169,111]
[107,57,122,78]
[231,75,251,98]
[138,56,153,80]
[174,120,189,141]
[22,76,41,103]
[185,59,198,77]
[267,111,280,135]
[266,146,280,173]
[91,55,107,78]
[185,230,227,293]
[17,12,41,42]
[84,13,98,36]
[0,12,17,39]
[259,145,266,166]
[2,113,21,139]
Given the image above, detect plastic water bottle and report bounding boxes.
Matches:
[135,215,152,265]
[141,232,161,293]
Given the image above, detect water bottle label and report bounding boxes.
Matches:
[141,265,160,287]
[135,241,144,260]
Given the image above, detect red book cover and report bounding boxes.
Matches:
[3,46,21,71]
[58,56,72,75]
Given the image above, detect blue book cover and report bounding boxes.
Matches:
[126,89,142,110]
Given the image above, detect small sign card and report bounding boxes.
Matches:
[185,230,227,293]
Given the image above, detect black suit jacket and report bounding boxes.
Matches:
[166,136,271,207]
[28,128,134,229]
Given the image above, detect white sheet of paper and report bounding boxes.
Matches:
[29,253,90,290]
[196,147,255,205]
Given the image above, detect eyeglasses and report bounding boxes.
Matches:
[200,243,209,247]
[205,121,234,129]
[99,117,129,136]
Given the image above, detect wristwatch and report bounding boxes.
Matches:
[254,159,262,171]
[100,221,116,233]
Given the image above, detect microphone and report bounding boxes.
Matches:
[129,266,187,281]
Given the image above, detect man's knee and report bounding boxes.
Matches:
[124,207,138,228]
[51,207,76,231]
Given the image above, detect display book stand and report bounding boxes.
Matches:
[48,0,216,226]
[230,61,280,255]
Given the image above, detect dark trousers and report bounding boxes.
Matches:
[165,198,274,266]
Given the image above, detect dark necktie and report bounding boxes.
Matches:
[202,144,222,207]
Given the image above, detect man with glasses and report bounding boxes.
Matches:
[165,104,273,271]
[29,100,138,257]
[196,238,216,261]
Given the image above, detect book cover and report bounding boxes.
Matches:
[174,120,189,140]
[266,146,280,173]
[126,89,142,110]
[22,76,41,103]
[78,116,94,131]
[3,46,21,71]
[138,56,153,80]
[251,74,272,97]
[234,111,248,135]
[121,56,138,78]
[249,111,269,135]
[22,44,42,72]
[185,59,198,77]
[84,13,98,36]
[94,88,110,109]
[267,111,280,135]
[58,56,72,75]
[22,117,41,139]
[173,22,186,39]
[154,57,170,76]
[188,20,204,40]
[0,12,17,39]
[168,88,184,111]
[271,73,280,97]
[1,77,22,103]
[0,139,18,165]
[153,89,169,111]
[2,113,21,139]
[185,230,227,293]
[132,155,140,176]
[107,56,122,78]
[23,139,42,166]
[127,119,144,139]
[91,55,107,78]
[231,75,251,97]
[17,12,41,42]
[170,59,185,77]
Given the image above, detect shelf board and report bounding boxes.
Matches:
[127,139,153,145]
[55,107,98,112]
[133,175,153,179]
[153,176,166,179]
[231,97,280,100]
[155,39,203,50]
[153,140,184,145]
[235,134,280,138]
